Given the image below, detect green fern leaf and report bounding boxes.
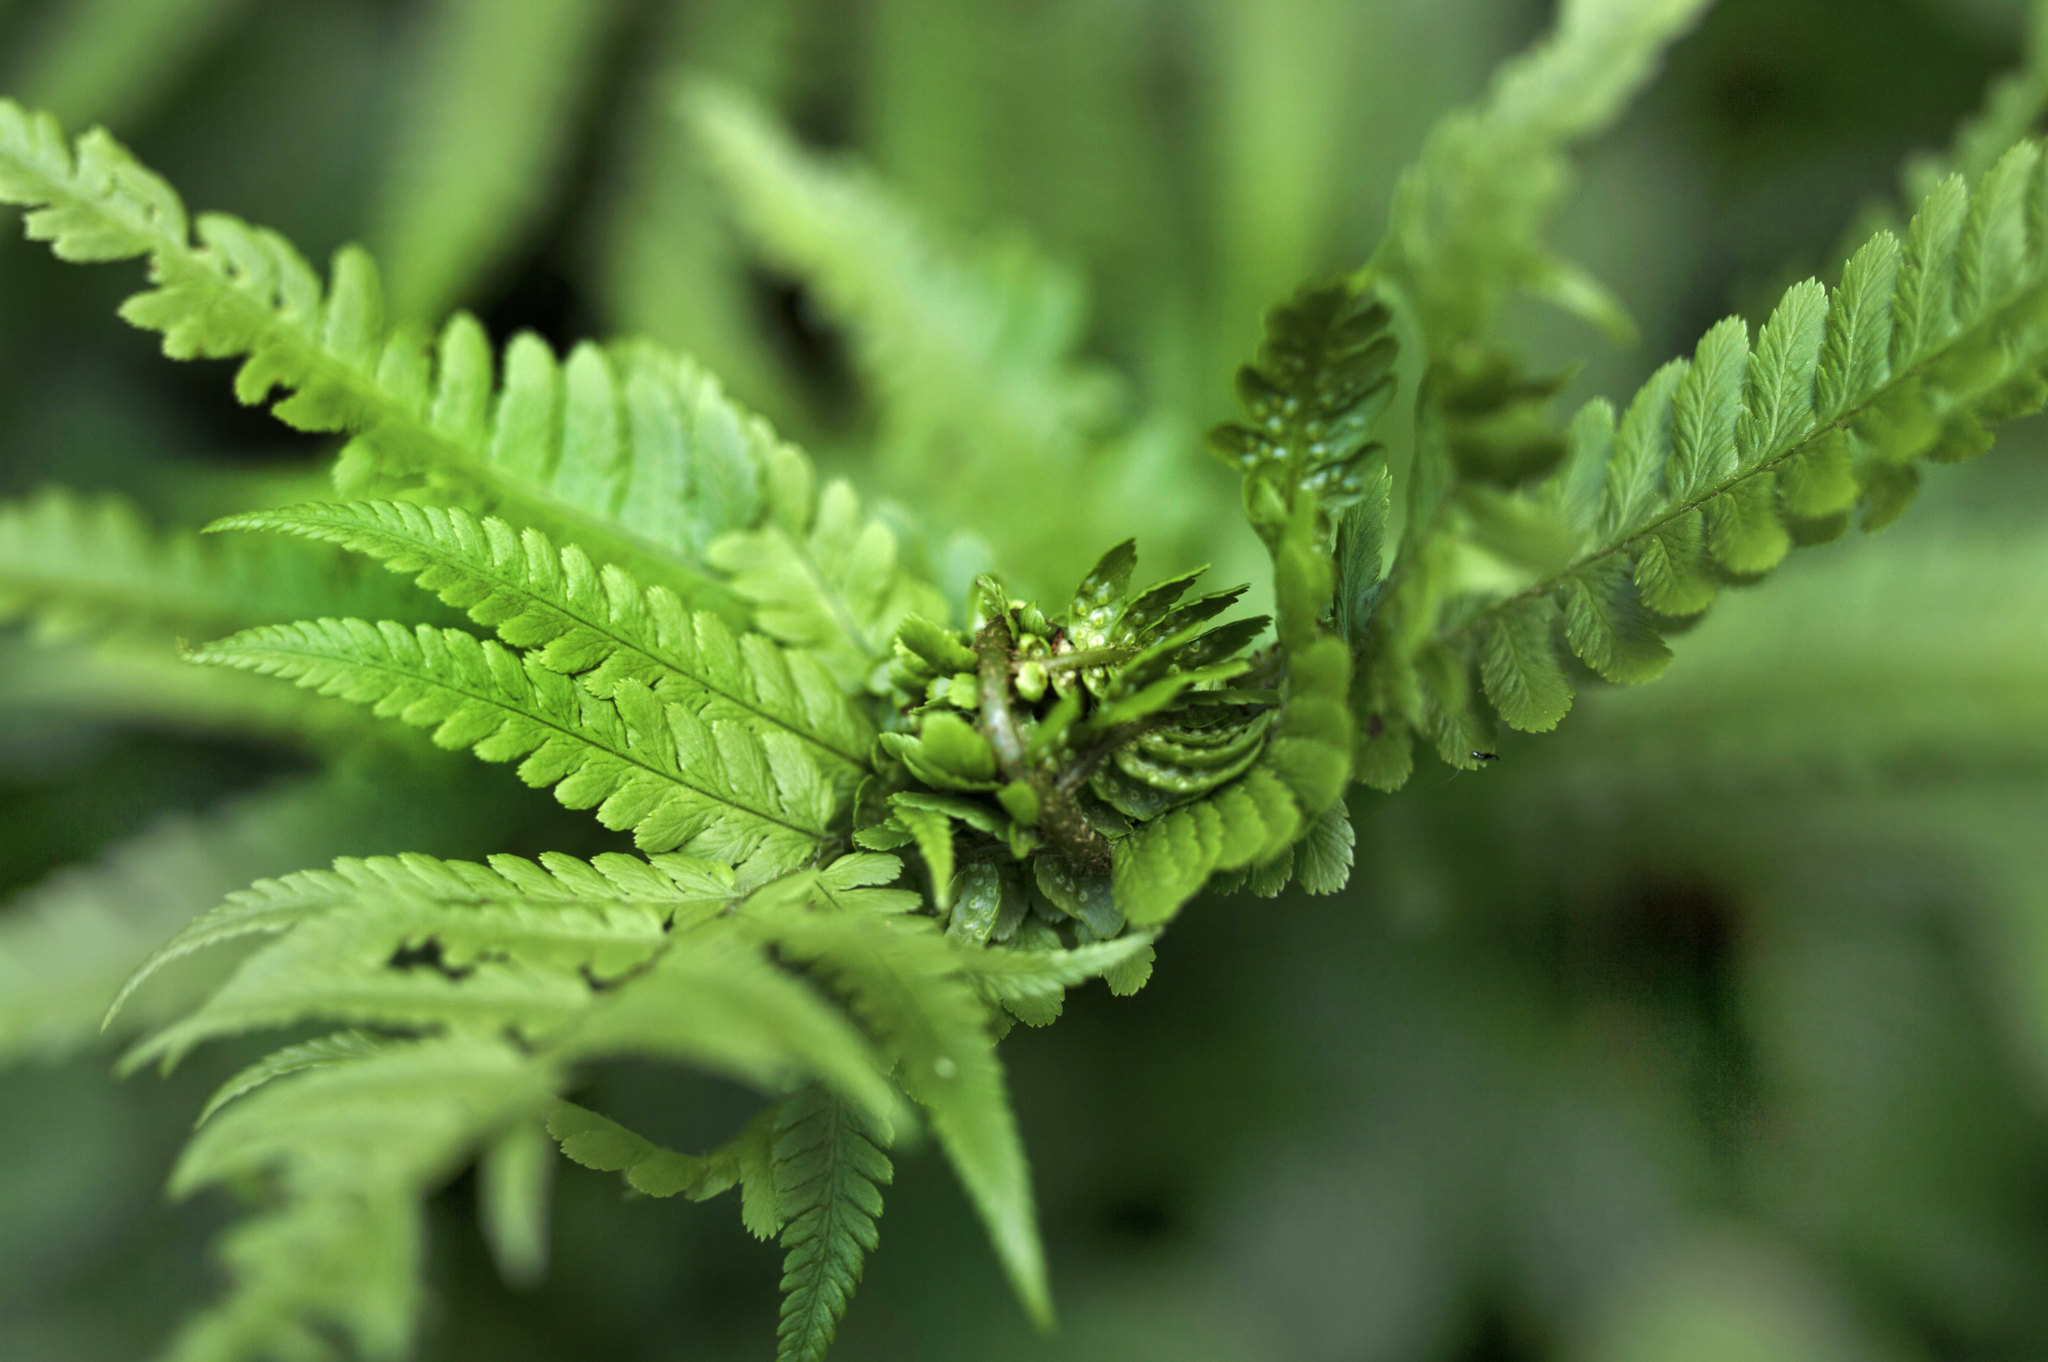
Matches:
[111,848,733,1027]
[217,500,877,772]
[1363,137,2048,787]
[746,871,1051,1327]
[197,1030,391,1127]
[1371,0,1713,346]
[548,1100,782,1235]
[125,910,600,1072]
[1207,281,1398,539]
[958,933,1157,1025]
[188,619,836,875]
[1111,767,1303,925]
[478,1113,555,1287]
[709,448,950,692]
[163,1035,555,1362]
[0,100,790,607]
[1478,596,1572,733]
[1293,802,1356,895]
[555,916,904,1130]
[1738,279,1828,464]
[1669,316,1748,502]
[772,1085,894,1362]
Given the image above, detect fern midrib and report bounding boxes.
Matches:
[211,633,833,844]
[1435,281,2048,652]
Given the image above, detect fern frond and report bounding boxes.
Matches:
[1550,521,2048,787]
[188,619,837,875]
[1099,281,1400,922]
[162,1035,556,1362]
[369,0,616,320]
[548,1100,782,1235]
[772,1084,894,1362]
[959,933,1157,1026]
[746,868,1050,1326]
[216,499,877,772]
[709,445,951,693]
[197,1030,392,1127]
[1372,0,1713,346]
[0,100,784,607]
[125,909,601,1072]
[688,83,1122,585]
[1357,139,2048,785]
[111,847,733,1027]
[0,487,415,643]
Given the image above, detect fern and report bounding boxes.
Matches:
[707,445,950,692]
[1370,0,1714,347]
[547,1100,782,1234]
[1351,141,2048,783]
[108,847,731,1032]
[771,1085,893,1362]
[0,98,774,606]
[5,6,2047,1355]
[214,499,876,773]
[189,619,837,877]
[744,868,1049,1324]
[160,1035,557,1362]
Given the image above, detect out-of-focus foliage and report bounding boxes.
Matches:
[4,1,2048,1361]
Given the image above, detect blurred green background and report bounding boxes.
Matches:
[5,0,2048,1358]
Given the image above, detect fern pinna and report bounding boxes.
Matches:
[5,0,2048,1354]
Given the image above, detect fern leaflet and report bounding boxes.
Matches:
[188,619,837,876]
[745,868,1050,1325]
[772,1085,895,1362]
[216,499,877,772]
[548,1100,782,1236]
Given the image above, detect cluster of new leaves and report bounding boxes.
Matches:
[861,541,1284,956]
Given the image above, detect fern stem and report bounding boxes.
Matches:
[973,616,1109,874]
